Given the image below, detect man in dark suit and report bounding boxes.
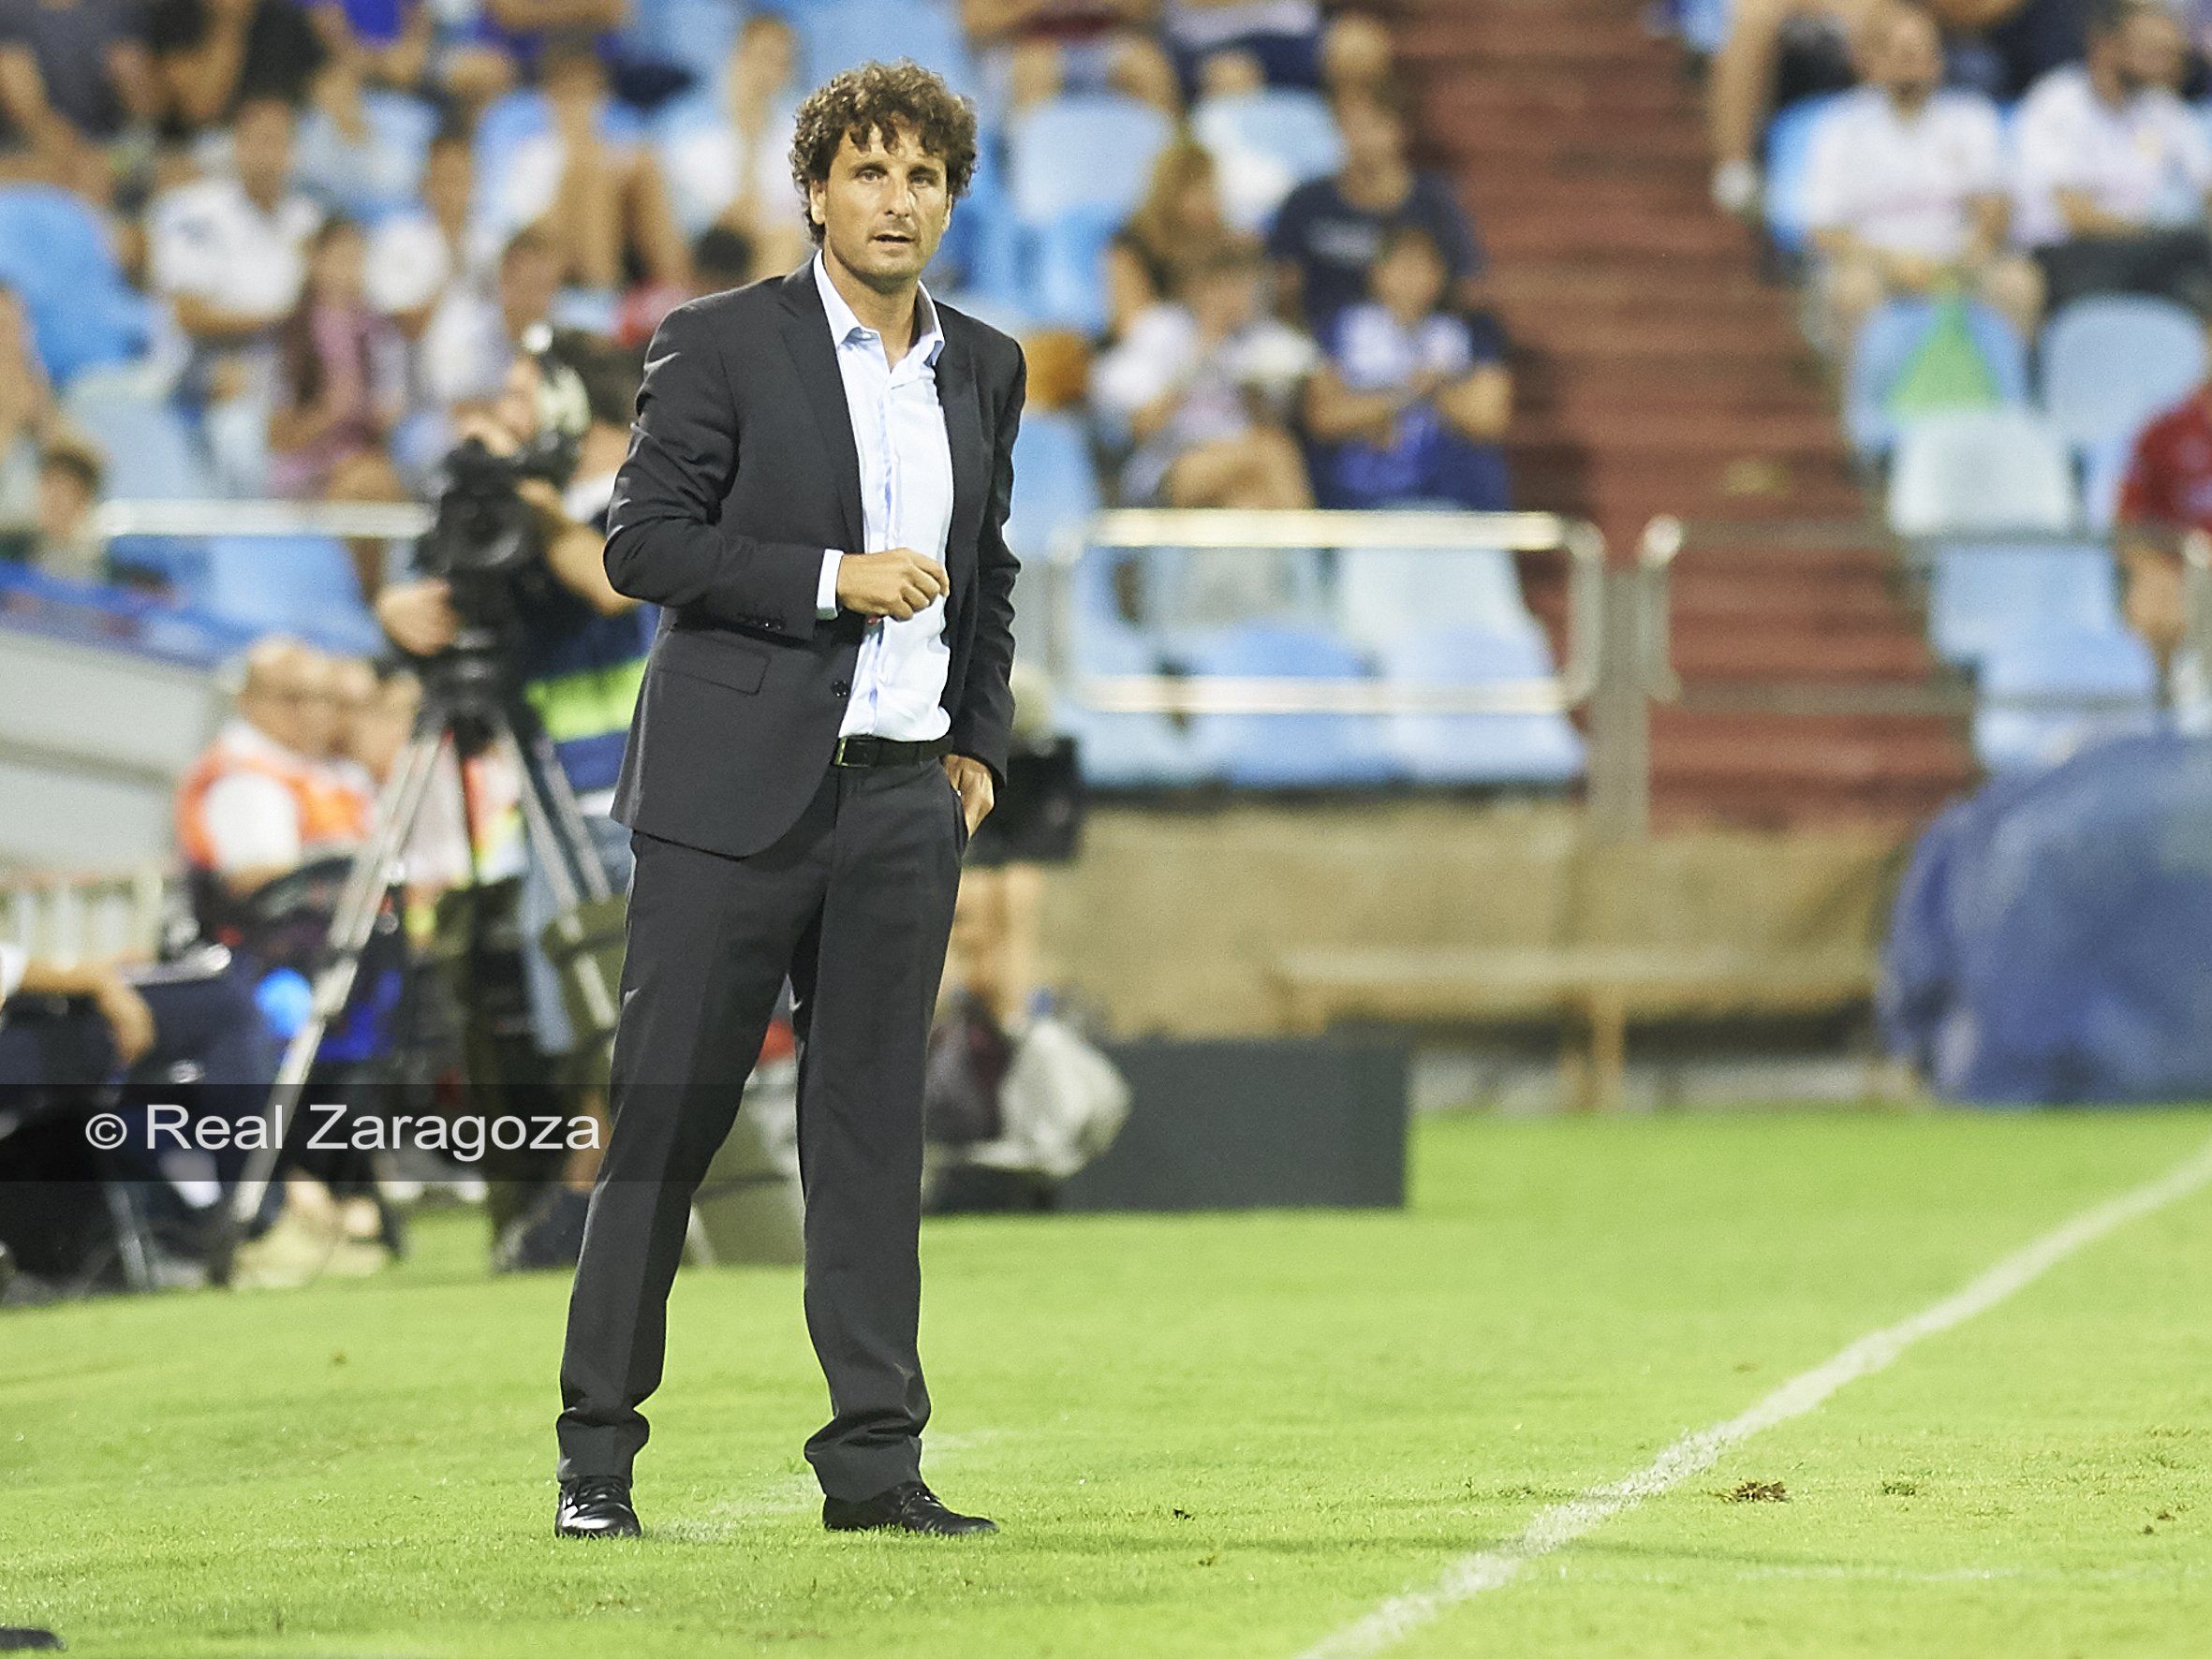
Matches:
[553,60,1025,1541]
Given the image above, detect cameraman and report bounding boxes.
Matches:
[374,330,653,1268]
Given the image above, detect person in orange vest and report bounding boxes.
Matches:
[176,638,373,907]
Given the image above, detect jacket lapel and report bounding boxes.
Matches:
[774,265,865,557]
[935,325,986,622]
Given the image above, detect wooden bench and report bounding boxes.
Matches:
[1266,945,1877,1112]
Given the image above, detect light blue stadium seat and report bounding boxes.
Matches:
[794,0,976,93]
[1846,298,2030,458]
[1005,411,1099,661]
[2081,435,2131,534]
[63,378,214,500]
[1192,88,1344,231]
[1974,628,2159,772]
[1675,0,1734,53]
[472,91,646,219]
[1888,408,2077,536]
[1924,538,2121,668]
[1379,623,1585,787]
[625,0,741,88]
[1053,620,1213,787]
[1006,94,1172,226]
[0,186,152,386]
[295,89,438,223]
[1180,623,1399,787]
[1333,542,1533,653]
[1025,201,1124,332]
[2041,296,2207,457]
[194,535,382,656]
[1762,93,1848,258]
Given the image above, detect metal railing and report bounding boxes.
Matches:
[94,500,435,541]
[1043,508,1607,716]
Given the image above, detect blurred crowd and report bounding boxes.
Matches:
[0,0,1514,618]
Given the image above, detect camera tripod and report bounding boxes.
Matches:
[212,625,618,1281]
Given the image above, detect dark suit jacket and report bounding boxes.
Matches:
[601,264,1026,861]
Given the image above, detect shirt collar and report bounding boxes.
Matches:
[812,250,945,369]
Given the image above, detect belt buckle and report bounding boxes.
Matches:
[833,735,870,766]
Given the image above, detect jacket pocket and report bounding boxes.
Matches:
[656,629,770,695]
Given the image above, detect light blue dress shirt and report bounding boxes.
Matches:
[810,252,957,742]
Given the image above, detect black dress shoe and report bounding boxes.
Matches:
[555,1475,641,1539]
[823,1480,998,1535]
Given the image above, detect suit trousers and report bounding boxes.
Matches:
[555,753,969,1499]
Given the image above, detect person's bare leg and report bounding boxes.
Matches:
[1165,435,1272,507]
[991,862,1048,1033]
[1247,426,1315,508]
[623,151,693,288]
[1707,0,1795,202]
[547,137,623,291]
[1976,254,2047,342]
[1818,253,1888,357]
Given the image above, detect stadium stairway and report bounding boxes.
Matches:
[1392,0,1975,830]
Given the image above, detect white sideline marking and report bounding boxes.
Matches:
[1298,1133,2212,1659]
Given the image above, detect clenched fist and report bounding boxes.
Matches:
[835,548,950,621]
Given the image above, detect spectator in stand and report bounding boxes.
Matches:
[363,121,495,338]
[148,93,322,417]
[1804,2,2042,345]
[485,34,687,294]
[1092,234,1318,509]
[1162,0,1330,95]
[1266,80,1483,334]
[267,214,407,595]
[963,0,1157,108]
[419,225,559,411]
[1706,0,2090,217]
[307,0,431,91]
[1303,223,1512,510]
[2114,362,2212,679]
[293,47,421,217]
[2014,0,2212,316]
[30,435,105,580]
[176,636,372,905]
[149,0,326,138]
[0,283,54,540]
[1104,135,1232,343]
[0,0,158,192]
[658,11,808,276]
[1318,8,1394,98]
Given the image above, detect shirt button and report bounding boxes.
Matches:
[833,681,849,697]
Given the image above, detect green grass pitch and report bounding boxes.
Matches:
[4,1110,2209,1657]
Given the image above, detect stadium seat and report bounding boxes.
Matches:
[1887,408,2077,536]
[1846,298,2029,459]
[193,535,383,656]
[1179,623,1400,787]
[0,186,152,386]
[625,0,742,90]
[1924,538,2122,668]
[63,378,214,502]
[294,90,438,224]
[2081,435,2131,535]
[1761,93,1848,258]
[1192,88,1345,232]
[1052,620,1214,787]
[1973,628,2159,772]
[793,0,976,94]
[1005,95,1173,227]
[1004,411,1099,662]
[472,92,648,232]
[1024,201,1125,332]
[2040,296,2207,457]
[1333,542,1534,654]
[1379,623,1586,786]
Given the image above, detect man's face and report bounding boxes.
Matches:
[1336,96,1405,173]
[233,102,293,199]
[809,125,951,293]
[1372,237,1444,319]
[1873,10,1942,103]
[2120,9,2188,93]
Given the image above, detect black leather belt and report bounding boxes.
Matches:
[831,733,954,767]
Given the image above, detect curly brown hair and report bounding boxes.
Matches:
[789,59,980,246]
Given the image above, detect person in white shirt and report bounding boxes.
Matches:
[1805,3,2043,345]
[656,11,809,279]
[363,125,503,338]
[1091,235,1318,509]
[148,94,322,398]
[2013,0,2212,313]
[418,224,560,412]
